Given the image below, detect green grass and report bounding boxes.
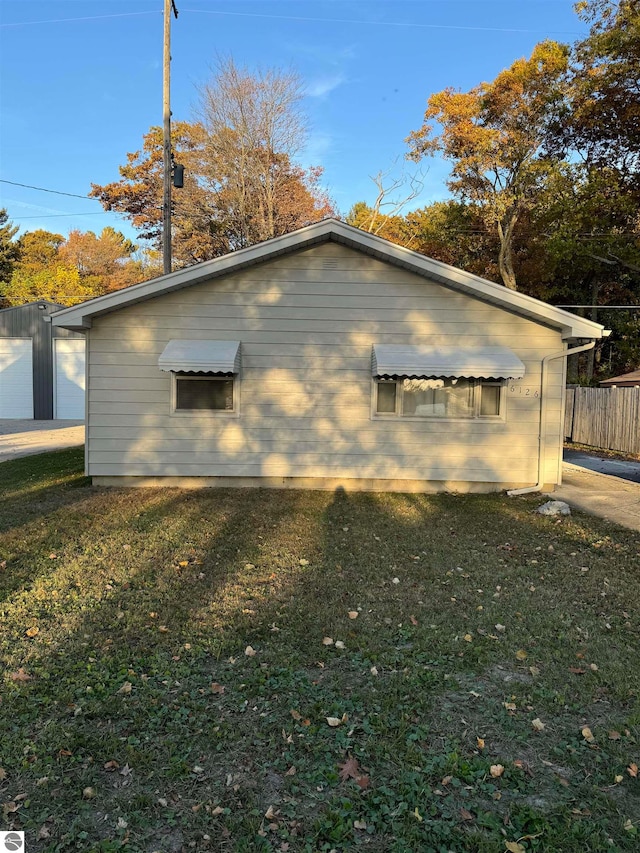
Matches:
[0,448,639,852]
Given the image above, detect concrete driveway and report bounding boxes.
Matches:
[0,419,84,463]
[549,451,640,532]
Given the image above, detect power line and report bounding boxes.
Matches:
[0,11,158,28]
[15,212,114,220]
[183,7,582,36]
[0,179,98,200]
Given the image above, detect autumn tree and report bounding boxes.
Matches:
[0,209,19,290]
[59,227,145,293]
[92,60,335,266]
[406,40,570,290]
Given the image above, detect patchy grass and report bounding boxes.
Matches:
[0,449,639,852]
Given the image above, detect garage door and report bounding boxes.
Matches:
[55,339,85,419]
[0,338,33,418]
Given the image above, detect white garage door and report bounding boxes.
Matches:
[55,338,86,420]
[0,338,33,418]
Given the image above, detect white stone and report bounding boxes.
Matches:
[536,500,571,516]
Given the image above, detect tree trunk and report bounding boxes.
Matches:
[497,215,518,290]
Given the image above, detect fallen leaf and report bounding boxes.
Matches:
[178,561,189,568]
[117,681,132,695]
[477,737,485,749]
[503,702,517,712]
[104,760,119,771]
[82,787,96,799]
[25,626,39,638]
[531,718,545,732]
[348,611,359,620]
[505,843,526,853]
[335,640,345,649]
[158,625,169,633]
[370,666,378,676]
[299,559,309,566]
[354,819,367,830]
[490,764,505,778]
[37,825,51,841]
[460,807,474,821]
[628,763,638,778]
[119,763,132,776]
[624,820,634,832]
[590,663,599,671]
[463,633,473,642]
[413,806,423,822]
[285,766,296,776]
[0,768,6,781]
[356,775,370,789]
[290,709,302,721]
[338,755,361,782]
[9,668,31,682]
[410,615,418,626]
[615,774,624,783]
[326,716,343,727]
[529,666,540,676]
[495,624,506,633]
[569,667,586,675]
[581,726,595,743]
[210,683,225,694]
[116,817,128,830]
[441,775,453,786]
[211,805,224,816]
[265,805,276,820]
[245,645,256,657]
[322,637,334,646]
[515,649,528,661]
[392,577,400,584]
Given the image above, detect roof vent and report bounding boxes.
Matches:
[322,258,339,269]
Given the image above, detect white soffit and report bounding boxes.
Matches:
[158,340,241,373]
[372,344,526,379]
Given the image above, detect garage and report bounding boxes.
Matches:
[0,337,33,418]
[55,339,86,419]
[0,301,85,420]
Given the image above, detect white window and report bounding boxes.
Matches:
[172,373,236,414]
[374,377,504,419]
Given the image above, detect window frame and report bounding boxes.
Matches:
[372,377,506,422]
[170,371,240,418]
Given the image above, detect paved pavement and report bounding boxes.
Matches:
[0,419,84,463]
[548,451,640,533]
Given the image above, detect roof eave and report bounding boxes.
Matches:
[50,218,607,340]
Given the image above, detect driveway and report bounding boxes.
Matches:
[549,450,640,532]
[0,419,84,463]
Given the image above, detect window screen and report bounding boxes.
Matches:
[175,376,234,411]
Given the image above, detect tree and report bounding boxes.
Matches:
[0,208,19,288]
[550,0,640,177]
[59,227,145,293]
[91,61,335,266]
[406,40,570,290]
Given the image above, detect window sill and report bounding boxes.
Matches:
[170,410,240,419]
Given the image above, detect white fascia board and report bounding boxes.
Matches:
[50,218,606,340]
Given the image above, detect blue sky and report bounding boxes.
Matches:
[0,1,587,243]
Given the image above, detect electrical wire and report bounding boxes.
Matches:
[0,179,98,200]
[0,11,158,28]
[182,7,583,35]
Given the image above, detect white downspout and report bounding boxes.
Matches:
[507,340,596,497]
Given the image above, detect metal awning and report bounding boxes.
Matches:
[158,340,241,373]
[372,344,525,379]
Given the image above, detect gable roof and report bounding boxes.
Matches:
[1,300,64,314]
[51,218,606,340]
[599,368,640,386]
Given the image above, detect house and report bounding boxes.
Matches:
[599,369,640,388]
[0,301,86,419]
[51,219,606,492]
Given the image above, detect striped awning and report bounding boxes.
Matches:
[158,340,241,373]
[372,344,525,379]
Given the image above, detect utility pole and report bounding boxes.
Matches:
[163,0,179,275]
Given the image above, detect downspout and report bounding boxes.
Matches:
[507,340,597,497]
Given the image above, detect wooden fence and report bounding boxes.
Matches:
[565,386,640,455]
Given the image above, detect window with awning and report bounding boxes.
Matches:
[158,340,241,414]
[371,344,524,420]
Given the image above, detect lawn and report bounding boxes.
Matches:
[0,448,639,852]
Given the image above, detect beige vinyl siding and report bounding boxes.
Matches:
[87,243,565,487]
